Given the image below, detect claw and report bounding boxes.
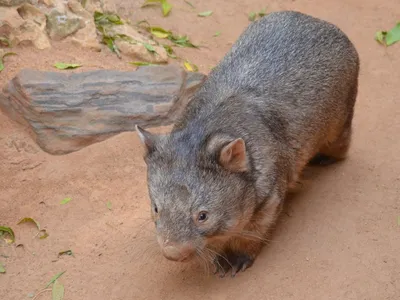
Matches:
[213,252,254,278]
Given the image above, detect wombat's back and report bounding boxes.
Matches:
[198,11,359,119]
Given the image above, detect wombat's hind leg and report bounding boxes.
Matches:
[309,123,353,166]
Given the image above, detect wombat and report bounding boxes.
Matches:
[136,10,359,277]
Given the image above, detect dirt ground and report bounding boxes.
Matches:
[1,0,399,299]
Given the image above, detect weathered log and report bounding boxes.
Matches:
[0,65,206,155]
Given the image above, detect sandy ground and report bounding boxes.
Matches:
[1,0,399,299]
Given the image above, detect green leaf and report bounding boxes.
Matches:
[17,217,40,230]
[150,27,171,39]
[161,0,172,16]
[143,42,157,54]
[45,271,66,289]
[397,216,400,226]
[94,11,123,25]
[248,12,256,21]
[58,250,74,257]
[141,0,162,7]
[258,8,267,17]
[0,52,16,72]
[60,197,71,205]
[184,0,195,8]
[213,31,221,37]
[385,22,400,46]
[142,0,172,16]
[0,262,5,273]
[106,201,112,210]
[129,61,157,66]
[375,31,386,45]
[198,11,213,17]
[163,45,177,58]
[168,34,198,48]
[183,60,198,72]
[54,63,81,70]
[0,226,15,244]
[52,280,64,300]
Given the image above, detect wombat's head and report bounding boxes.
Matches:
[136,126,256,262]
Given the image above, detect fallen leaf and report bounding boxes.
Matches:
[0,226,15,244]
[54,63,81,70]
[45,271,66,289]
[258,8,267,17]
[0,52,16,72]
[213,31,221,37]
[385,22,400,46]
[143,42,157,54]
[162,45,177,58]
[60,198,71,205]
[375,31,386,45]
[106,201,112,210]
[184,0,195,8]
[130,61,157,66]
[161,0,172,16]
[183,60,198,72]
[0,262,5,273]
[142,0,172,17]
[58,250,74,257]
[248,12,256,21]
[94,11,123,25]
[0,36,11,47]
[375,22,400,46]
[39,230,49,239]
[150,27,171,39]
[397,216,400,226]
[52,280,64,300]
[198,10,213,17]
[168,34,198,48]
[17,217,40,230]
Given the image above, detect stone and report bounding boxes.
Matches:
[0,65,206,155]
[13,19,51,49]
[46,9,83,40]
[68,0,100,51]
[0,0,28,6]
[17,3,46,29]
[0,6,50,49]
[0,7,25,37]
[111,24,168,63]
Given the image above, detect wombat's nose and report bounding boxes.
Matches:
[162,245,194,262]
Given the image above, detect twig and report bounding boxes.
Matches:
[32,288,51,300]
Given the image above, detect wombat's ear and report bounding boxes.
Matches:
[135,125,157,155]
[218,138,248,172]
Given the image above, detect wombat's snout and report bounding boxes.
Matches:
[158,237,195,262]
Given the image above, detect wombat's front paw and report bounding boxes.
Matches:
[213,252,254,278]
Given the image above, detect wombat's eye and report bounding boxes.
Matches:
[197,211,208,222]
[154,205,158,214]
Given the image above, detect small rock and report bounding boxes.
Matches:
[0,6,50,49]
[13,19,51,49]
[0,7,25,36]
[68,0,100,51]
[79,0,102,14]
[0,66,206,155]
[46,9,83,40]
[111,24,168,63]
[17,3,46,29]
[0,0,28,6]
[38,0,53,7]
